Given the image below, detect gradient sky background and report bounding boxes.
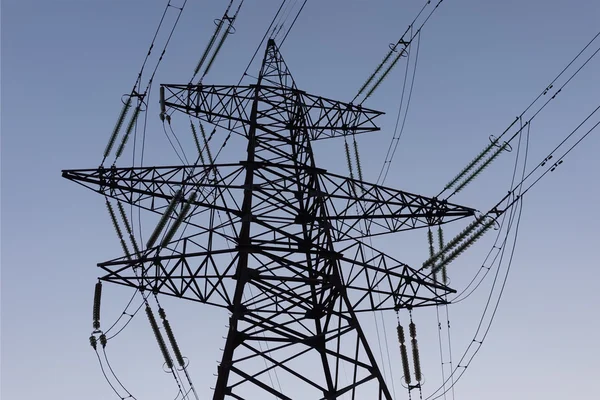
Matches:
[2,1,599,399]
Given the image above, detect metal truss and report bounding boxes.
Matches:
[64,39,476,399]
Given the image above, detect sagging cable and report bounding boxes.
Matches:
[146,304,174,370]
[160,192,198,247]
[397,322,412,385]
[104,97,132,159]
[115,105,142,160]
[93,281,102,330]
[158,308,186,368]
[146,189,183,249]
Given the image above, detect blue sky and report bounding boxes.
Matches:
[2,1,599,399]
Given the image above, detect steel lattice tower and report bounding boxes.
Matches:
[63,39,475,399]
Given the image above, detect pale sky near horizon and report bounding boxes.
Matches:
[2,1,599,399]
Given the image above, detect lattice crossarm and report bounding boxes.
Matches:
[316,172,477,238]
[337,241,454,312]
[97,246,240,307]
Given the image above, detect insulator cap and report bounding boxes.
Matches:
[409,322,417,339]
[411,338,422,382]
[396,324,406,344]
[89,335,98,350]
[400,343,411,385]
[99,334,107,348]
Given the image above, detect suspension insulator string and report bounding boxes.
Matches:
[115,104,142,160]
[193,20,226,79]
[116,201,141,255]
[106,199,132,260]
[427,227,437,281]
[106,199,124,240]
[160,191,198,247]
[422,218,481,268]
[353,136,364,183]
[453,142,509,194]
[146,304,174,370]
[356,48,395,98]
[158,307,186,368]
[93,281,103,330]
[344,138,355,181]
[444,139,498,190]
[104,96,132,159]
[203,27,231,77]
[363,47,407,101]
[203,2,242,79]
[396,312,412,385]
[408,311,422,383]
[437,226,448,284]
[199,123,214,165]
[146,189,183,249]
[190,121,205,163]
[432,218,495,274]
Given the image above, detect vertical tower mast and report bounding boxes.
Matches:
[63,39,476,399]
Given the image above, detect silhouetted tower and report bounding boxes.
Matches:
[63,39,475,399]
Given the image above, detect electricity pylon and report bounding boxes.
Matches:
[63,39,475,399]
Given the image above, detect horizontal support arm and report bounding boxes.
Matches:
[161,84,384,140]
